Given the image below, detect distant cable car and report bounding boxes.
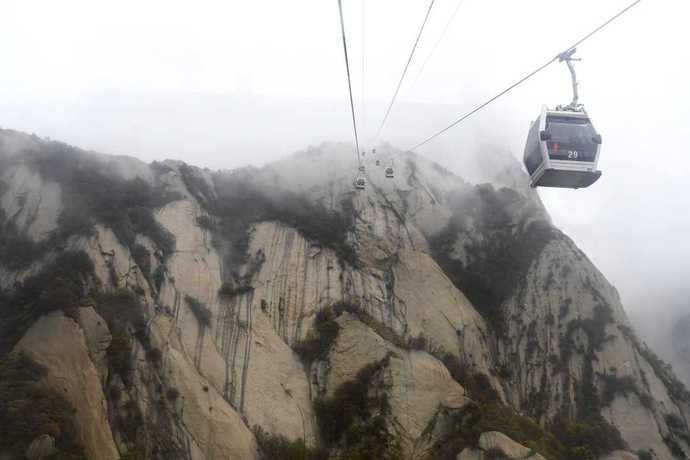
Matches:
[376,160,381,166]
[359,165,365,172]
[385,166,394,179]
[354,175,366,190]
[523,49,602,189]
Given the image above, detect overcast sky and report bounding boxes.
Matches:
[2,0,689,332]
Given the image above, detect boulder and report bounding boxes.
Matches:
[457,448,484,460]
[77,306,111,378]
[25,435,56,460]
[15,312,119,460]
[478,431,544,459]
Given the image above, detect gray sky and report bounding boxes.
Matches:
[2,0,689,329]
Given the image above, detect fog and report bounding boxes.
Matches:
[2,0,689,367]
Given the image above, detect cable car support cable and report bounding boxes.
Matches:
[412,0,466,86]
[375,0,436,141]
[361,0,366,142]
[337,0,362,165]
[407,0,642,152]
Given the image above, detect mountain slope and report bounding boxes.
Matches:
[0,128,688,460]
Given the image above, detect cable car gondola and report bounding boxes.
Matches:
[354,175,366,190]
[385,166,394,179]
[523,106,601,188]
[523,49,602,189]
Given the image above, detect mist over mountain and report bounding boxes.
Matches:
[4,88,689,383]
[630,291,690,389]
[1,128,689,459]
[2,0,689,458]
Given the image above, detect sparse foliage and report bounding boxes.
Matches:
[0,352,84,458]
[185,295,212,327]
[429,184,553,326]
[314,354,400,458]
[254,426,325,460]
[293,307,340,363]
[0,251,94,355]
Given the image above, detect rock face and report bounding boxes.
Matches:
[457,431,546,460]
[1,129,689,459]
[671,312,690,387]
[15,312,119,460]
[478,431,545,459]
[25,434,57,460]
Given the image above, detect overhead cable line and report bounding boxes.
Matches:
[408,0,642,151]
[361,0,366,141]
[337,0,362,164]
[375,0,436,141]
[412,0,466,86]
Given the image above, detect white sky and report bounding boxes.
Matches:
[1,0,690,324]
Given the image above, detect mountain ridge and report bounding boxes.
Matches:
[1,128,689,460]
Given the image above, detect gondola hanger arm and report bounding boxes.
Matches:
[557,48,583,111]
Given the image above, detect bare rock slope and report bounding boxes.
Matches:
[1,129,689,459]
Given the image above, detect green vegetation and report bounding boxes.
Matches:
[53,169,176,256]
[0,352,84,458]
[196,214,214,230]
[0,140,177,272]
[292,305,404,457]
[0,136,192,455]
[314,354,401,459]
[432,353,625,460]
[664,435,688,459]
[639,345,690,403]
[94,290,186,456]
[293,302,430,365]
[441,401,562,459]
[95,289,146,330]
[428,355,560,459]
[428,185,553,325]
[254,426,326,460]
[179,164,216,210]
[332,301,434,352]
[94,289,148,383]
[665,414,690,446]
[108,326,134,378]
[637,450,653,460]
[572,304,615,351]
[184,295,212,327]
[178,165,359,273]
[216,171,358,267]
[434,390,625,460]
[600,374,652,409]
[131,244,152,279]
[559,298,572,319]
[293,307,341,363]
[113,399,144,445]
[563,346,627,458]
[335,301,410,349]
[550,415,625,460]
[618,325,690,403]
[218,282,255,298]
[0,251,94,355]
[0,209,44,270]
[166,388,180,401]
